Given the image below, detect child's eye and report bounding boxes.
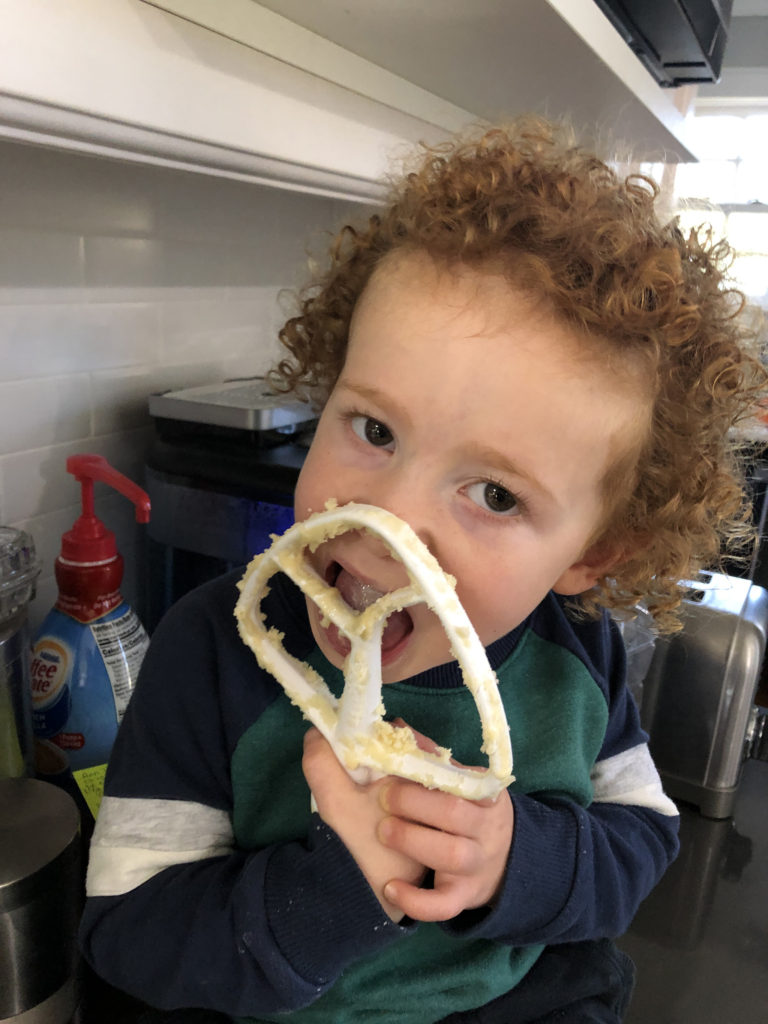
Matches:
[466,480,520,516]
[350,415,395,449]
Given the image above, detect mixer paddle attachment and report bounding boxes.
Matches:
[235,502,513,800]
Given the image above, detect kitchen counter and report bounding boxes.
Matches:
[619,757,768,1024]
[74,757,768,1023]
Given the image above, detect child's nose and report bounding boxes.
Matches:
[352,481,440,559]
[353,519,440,584]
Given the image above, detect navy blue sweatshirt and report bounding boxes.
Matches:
[80,570,679,1023]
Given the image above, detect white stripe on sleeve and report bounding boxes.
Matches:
[591,744,678,817]
[86,796,234,897]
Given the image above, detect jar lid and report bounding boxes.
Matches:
[0,778,80,907]
[0,526,42,625]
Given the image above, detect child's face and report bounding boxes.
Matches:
[295,253,647,683]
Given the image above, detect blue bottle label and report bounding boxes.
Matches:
[30,635,72,736]
[30,603,149,774]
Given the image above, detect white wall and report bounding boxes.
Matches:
[0,139,358,633]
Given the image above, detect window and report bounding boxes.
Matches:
[672,114,768,305]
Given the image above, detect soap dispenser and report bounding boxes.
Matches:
[30,454,151,819]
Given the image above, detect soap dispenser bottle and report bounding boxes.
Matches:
[30,454,151,816]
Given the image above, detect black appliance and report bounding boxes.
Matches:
[145,379,315,631]
[593,0,734,87]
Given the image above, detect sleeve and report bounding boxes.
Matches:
[78,575,412,1017]
[442,613,680,946]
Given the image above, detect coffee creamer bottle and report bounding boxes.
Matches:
[30,454,151,824]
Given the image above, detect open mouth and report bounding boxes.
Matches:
[323,561,414,660]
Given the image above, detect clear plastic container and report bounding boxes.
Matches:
[0,527,41,778]
[614,607,657,710]
[0,526,41,624]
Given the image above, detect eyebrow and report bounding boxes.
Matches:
[460,443,557,505]
[336,378,414,428]
[338,378,557,505]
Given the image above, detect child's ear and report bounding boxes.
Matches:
[552,542,626,597]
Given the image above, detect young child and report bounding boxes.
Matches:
[80,117,764,1023]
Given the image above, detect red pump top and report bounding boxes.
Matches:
[60,454,151,564]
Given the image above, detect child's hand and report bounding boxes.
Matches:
[302,727,427,922]
[376,729,515,923]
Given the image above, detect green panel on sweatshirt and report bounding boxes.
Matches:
[230,630,608,1024]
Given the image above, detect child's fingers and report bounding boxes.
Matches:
[383,876,473,923]
[380,778,490,838]
[378,815,481,875]
[303,727,427,922]
[379,785,515,921]
[302,726,340,784]
[302,727,364,812]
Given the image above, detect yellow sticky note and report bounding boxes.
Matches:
[73,763,108,820]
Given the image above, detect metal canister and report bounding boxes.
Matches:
[0,528,41,779]
[0,778,81,1023]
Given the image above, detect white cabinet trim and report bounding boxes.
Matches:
[141,0,474,133]
[0,0,453,200]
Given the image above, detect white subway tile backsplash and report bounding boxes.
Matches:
[218,335,283,380]
[153,238,233,289]
[148,361,236,394]
[83,236,167,290]
[0,302,160,380]
[0,135,362,629]
[91,368,156,435]
[0,141,157,238]
[83,236,258,290]
[1,450,80,526]
[27,575,59,638]
[226,286,287,327]
[158,289,277,354]
[0,287,94,307]
[78,303,161,371]
[0,375,92,454]
[0,227,84,289]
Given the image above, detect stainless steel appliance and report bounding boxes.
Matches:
[145,379,314,630]
[641,571,768,818]
[0,778,81,1024]
[148,379,315,433]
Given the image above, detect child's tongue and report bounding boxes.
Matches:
[334,567,412,651]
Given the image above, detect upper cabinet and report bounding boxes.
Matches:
[0,0,699,204]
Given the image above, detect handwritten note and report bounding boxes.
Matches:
[73,763,108,819]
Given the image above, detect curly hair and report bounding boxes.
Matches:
[271,116,766,632]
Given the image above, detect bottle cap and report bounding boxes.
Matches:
[61,455,151,563]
